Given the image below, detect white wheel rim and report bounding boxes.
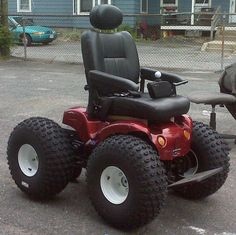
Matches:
[18,144,39,177]
[100,166,129,205]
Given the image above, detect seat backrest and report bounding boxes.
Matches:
[218,63,236,120]
[219,63,236,94]
[81,5,140,85]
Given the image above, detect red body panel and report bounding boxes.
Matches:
[63,107,192,161]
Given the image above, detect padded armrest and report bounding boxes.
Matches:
[89,70,139,94]
[140,67,184,83]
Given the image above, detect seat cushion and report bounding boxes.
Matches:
[106,93,190,122]
[189,92,236,105]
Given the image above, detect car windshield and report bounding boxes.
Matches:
[8,17,20,27]
[12,17,34,26]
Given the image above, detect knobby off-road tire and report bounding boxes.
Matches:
[7,117,75,199]
[87,135,168,229]
[175,121,230,199]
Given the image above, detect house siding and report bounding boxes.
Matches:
[33,0,73,14]
[31,0,73,28]
[147,1,160,25]
[178,0,192,12]
[8,0,137,28]
[8,0,17,14]
[212,0,230,12]
[113,0,137,27]
[7,0,232,29]
[176,0,230,13]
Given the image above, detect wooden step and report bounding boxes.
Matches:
[201,40,236,53]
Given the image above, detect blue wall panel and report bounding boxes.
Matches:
[7,0,232,29]
[212,0,230,12]
[178,0,192,12]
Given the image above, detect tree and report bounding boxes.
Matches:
[0,0,10,57]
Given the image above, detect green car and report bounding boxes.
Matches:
[8,16,57,46]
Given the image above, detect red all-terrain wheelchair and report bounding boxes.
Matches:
[7,5,230,230]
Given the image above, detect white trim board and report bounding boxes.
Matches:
[17,0,32,13]
[161,25,212,31]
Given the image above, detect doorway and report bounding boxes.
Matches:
[191,0,211,25]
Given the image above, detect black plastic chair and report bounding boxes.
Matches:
[189,63,236,141]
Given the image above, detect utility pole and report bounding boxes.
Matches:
[0,0,10,57]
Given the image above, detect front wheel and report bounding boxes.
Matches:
[87,135,168,229]
[7,117,75,199]
[20,34,32,46]
[174,121,230,199]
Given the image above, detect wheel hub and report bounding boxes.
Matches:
[166,150,199,183]
[100,166,129,205]
[18,144,39,177]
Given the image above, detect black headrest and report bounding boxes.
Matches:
[90,5,123,30]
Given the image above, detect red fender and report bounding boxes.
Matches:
[95,121,152,142]
[63,107,151,142]
[63,107,192,160]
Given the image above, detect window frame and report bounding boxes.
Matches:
[161,0,178,7]
[17,0,32,13]
[98,0,112,5]
[140,0,149,14]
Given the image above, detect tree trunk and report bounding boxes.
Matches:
[0,0,10,57]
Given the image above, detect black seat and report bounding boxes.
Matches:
[188,63,236,141]
[81,4,190,121]
[107,94,189,122]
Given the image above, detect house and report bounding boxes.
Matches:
[8,0,140,28]
[159,0,236,35]
[7,0,236,30]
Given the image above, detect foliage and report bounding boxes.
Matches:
[58,30,81,42]
[0,26,13,57]
[117,24,137,38]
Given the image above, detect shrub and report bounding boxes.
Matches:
[0,27,13,57]
[117,24,137,38]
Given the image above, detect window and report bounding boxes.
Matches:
[74,0,95,14]
[195,0,209,4]
[98,0,111,4]
[80,0,94,13]
[74,0,110,15]
[17,0,31,12]
[73,0,78,15]
[161,0,178,6]
[140,0,148,13]
[194,0,211,13]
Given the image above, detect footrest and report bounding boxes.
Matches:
[168,167,223,189]
[188,92,236,105]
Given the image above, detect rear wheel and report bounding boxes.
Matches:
[87,135,168,229]
[7,117,75,199]
[174,121,230,199]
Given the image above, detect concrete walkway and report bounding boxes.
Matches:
[0,59,235,235]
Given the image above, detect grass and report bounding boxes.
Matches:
[57,31,81,42]
[55,27,210,49]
